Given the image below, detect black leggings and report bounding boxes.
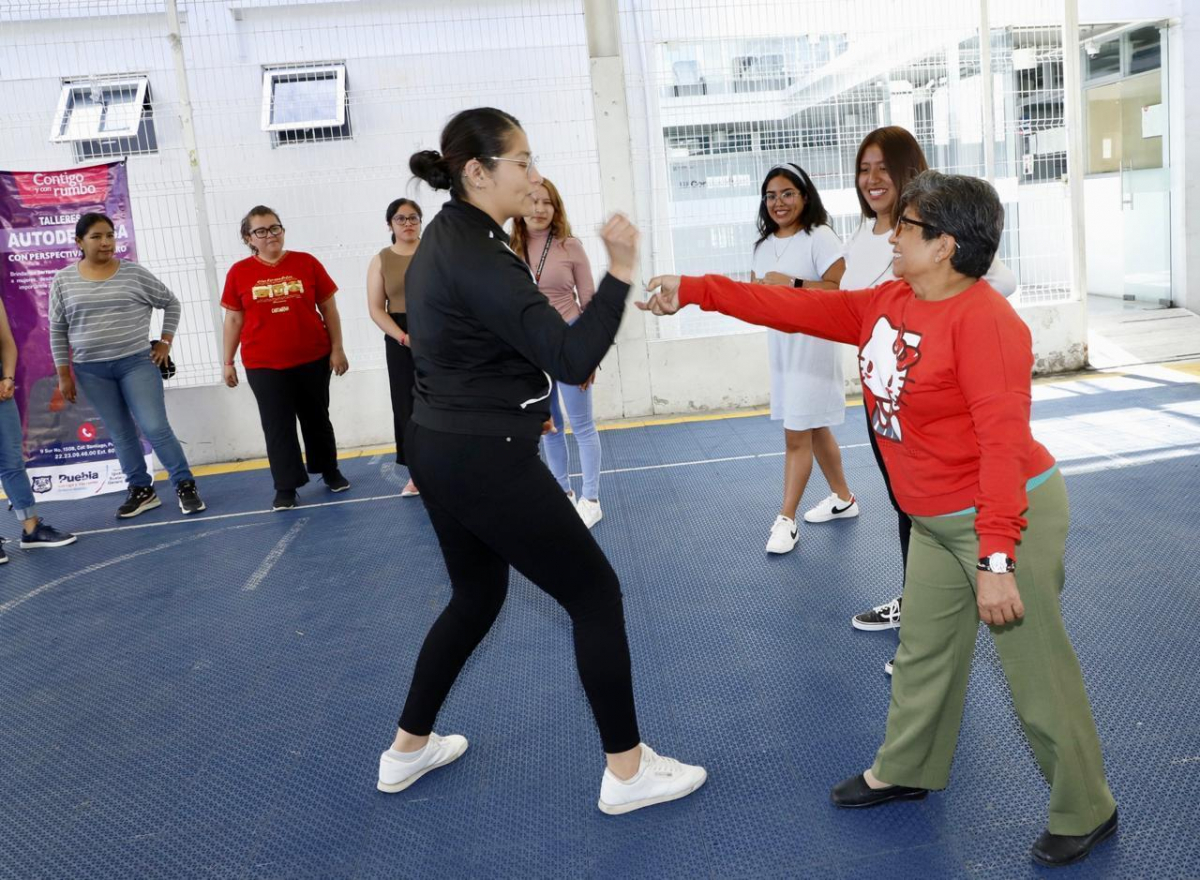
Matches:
[864,401,912,584]
[398,423,640,753]
[383,313,414,465]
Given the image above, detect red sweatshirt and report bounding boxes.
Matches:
[679,276,1055,559]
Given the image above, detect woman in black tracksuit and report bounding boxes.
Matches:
[374,107,705,815]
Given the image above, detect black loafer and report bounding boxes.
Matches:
[830,773,928,808]
[1031,808,1118,867]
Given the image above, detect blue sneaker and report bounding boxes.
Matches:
[19,519,77,549]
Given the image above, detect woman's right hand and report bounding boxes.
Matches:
[58,374,77,404]
[637,276,683,316]
[601,214,638,283]
[223,364,239,388]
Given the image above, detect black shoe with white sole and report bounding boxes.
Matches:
[18,519,78,549]
[323,470,350,493]
[853,597,902,631]
[176,480,206,515]
[117,485,160,519]
[272,489,298,511]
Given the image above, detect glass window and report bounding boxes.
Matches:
[1128,27,1162,75]
[1085,39,1121,81]
[49,77,157,161]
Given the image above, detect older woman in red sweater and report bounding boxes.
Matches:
[640,171,1116,869]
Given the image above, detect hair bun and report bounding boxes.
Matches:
[410,150,453,191]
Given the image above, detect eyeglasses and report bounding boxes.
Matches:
[896,215,961,249]
[394,215,422,226]
[484,155,540,180]
[763,189,801,204]
[249,224,284,239]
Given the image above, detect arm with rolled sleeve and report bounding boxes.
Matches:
[955,301,1037,559]
[459,248,626,385]
[49,275,71,368]
[130,264,182,338]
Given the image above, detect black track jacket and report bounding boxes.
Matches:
[406,197,629,438]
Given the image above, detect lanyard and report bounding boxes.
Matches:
[533,234,554,283]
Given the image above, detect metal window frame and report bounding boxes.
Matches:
[261,63,347,132]
[49,76,149,142]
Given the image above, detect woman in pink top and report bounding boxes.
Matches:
[510,178,603,529]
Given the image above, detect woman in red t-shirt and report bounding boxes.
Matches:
[221,205,350,510]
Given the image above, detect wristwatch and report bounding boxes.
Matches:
[977,552,1016,574]
[792,278,804,288]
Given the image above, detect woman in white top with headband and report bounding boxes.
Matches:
[751,162,860,557]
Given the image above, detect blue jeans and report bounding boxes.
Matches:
[542,380,601,500]
[0,397,36,521]
[73,352,194,488]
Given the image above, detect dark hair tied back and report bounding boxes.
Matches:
[409,151,454,191]
[75,212,114,241]
[409,107,522,199]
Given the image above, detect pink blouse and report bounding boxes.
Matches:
[523,228,595,322]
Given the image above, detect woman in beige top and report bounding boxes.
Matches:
[366,198,422,497]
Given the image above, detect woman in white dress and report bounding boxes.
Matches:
[842,126,1017,673]
[752,163,859,555]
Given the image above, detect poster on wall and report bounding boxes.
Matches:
[0,160,152,502]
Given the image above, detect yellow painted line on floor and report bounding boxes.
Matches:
[13,361,1195,494]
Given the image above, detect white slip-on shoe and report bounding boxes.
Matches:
[576,498,603,529]
[377,732,468,794]
[803,492,860,523]
[765,515,798,554]
[597,743,707,815]
[400,479,420,497]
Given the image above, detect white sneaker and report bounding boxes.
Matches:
[803,492,859,523]
[597,743,707,815]
[576,497,603,530]
[765,515,798,554]
[377,732,468,794]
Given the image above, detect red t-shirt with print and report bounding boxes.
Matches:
[221,251,338,369]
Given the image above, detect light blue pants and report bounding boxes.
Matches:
[0,397,37,521]
[73,352,194,489]
[542,380,601,500]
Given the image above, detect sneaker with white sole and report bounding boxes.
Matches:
[804,492,860,523]
[576,498,602,530]
[377,732,469,794]
[597,743,707,815]
[765,515,798,554]
[852,597,902,631]
[884,657,894,676]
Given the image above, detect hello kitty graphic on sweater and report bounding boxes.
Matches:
[677,276,1056,559]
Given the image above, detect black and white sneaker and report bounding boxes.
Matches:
[323,469,350,493]
[0,537,7,564]
[884,657,894,676]
[272,489,298,511]
[176,480,206,515]
[852,597,902,632]
[117,485,161,519]
[19,519,78,549]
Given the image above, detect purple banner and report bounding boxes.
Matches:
[0,161,149,501]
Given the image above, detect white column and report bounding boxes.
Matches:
[1062,0,1089,306]
[1176,6,1200,313]
[165,0,224,364]
[583,0,654,417]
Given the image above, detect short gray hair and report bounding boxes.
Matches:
[896,171,1003,278]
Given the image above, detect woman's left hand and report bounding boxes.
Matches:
[0,378,14,402]
[762,271,792,286]
[579,371,596,391]
[330,347,349,376]
[150,342,171,366]
[976,571,1025,625]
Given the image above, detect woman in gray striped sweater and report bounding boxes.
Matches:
[50,213,205,518]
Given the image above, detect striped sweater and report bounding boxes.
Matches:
[49,261,181,366]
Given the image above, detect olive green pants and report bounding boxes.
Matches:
[871,471,1116,835]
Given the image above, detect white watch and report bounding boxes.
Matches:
[977,552,1015,574]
